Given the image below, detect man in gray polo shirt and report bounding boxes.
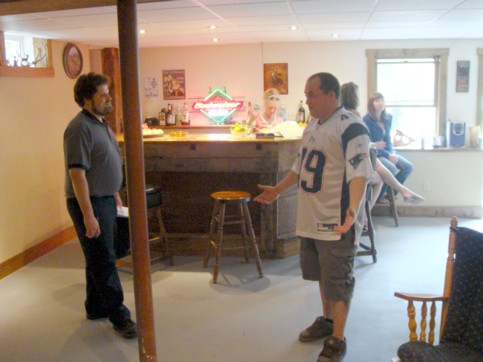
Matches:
[64,72,136,339]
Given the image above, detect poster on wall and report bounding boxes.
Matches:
[144,77,159,98]
[456,60,470,93]
[163,69,186,100]
[263,63,288,94]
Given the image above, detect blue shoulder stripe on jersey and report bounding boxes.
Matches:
[341,123,369,154]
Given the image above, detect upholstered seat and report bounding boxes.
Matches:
[394,220,483,362]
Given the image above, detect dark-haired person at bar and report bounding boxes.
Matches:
[63,72,137,339]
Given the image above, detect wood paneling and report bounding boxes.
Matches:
[123,138,301,258]
[101,47,123,133]
[0,0,165,16]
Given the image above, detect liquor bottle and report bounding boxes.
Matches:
[158,108,166,126]
[181,102,190,125]
[297,100,306,124]
[175,104,182,126]
[166,103,175,126]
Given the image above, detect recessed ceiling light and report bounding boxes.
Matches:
[331,33,340,38]
[212,38,219,42]
[209,25,217,30]
[289,25,298,30]
[139,29,146,34]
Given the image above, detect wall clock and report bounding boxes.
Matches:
[63,43,83,79]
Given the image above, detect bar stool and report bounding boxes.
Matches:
[203,191,263,284]
[146,185,173,266]
[116,185,173,272]
[375,186,399,227]
[357,185,377,263]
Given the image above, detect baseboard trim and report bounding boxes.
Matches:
[0,226,76,280]
[373,205,482,219]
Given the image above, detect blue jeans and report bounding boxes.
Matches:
[378,155,413,200]
[67,196,131,325]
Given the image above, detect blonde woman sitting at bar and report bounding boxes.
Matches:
[340,82,424,209]
[251,88,283,134]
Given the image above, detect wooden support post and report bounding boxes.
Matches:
[117,1,157,361]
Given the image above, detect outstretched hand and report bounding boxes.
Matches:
[334,207,356,235]
[253,184,278,205]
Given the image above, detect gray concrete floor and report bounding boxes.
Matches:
[1,217,481,362]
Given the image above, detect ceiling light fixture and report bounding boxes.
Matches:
[331,33,340,38]
[289,26,298,30]
[209,25,217,30]
[139,29,146,34]
[212,38,219,42]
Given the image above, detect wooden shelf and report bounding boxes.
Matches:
[0,66,55,78]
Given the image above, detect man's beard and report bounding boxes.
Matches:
[93,103,113,116]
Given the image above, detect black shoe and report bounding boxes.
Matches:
[113,319,137,339]
[317,336,347,361]
[86,312,109,320]
[299,316,334,343]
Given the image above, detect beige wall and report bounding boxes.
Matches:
[0,40,88,263]
[139,39,483,128]
[1,37,482,265]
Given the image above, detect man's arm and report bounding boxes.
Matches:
[334,176,367,234]
[254,170,298,204]
[69,168,101,238]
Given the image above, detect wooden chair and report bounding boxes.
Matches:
[393,218,482,362]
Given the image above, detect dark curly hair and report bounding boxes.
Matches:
[74,72,110,107]
[340,82,359,111]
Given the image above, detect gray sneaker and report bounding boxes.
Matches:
[298,316,334,343]
[317,336,347,361]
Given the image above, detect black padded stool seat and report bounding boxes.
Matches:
[146,185,162,209]
[203,191,263,283]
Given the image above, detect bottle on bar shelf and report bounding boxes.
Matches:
[175,104,182,126]
[297,100,306,125]
[181,102,190,125]
[158,107,166,126]
[166,103,175,126]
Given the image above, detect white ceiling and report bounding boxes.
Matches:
[1,0,483,48]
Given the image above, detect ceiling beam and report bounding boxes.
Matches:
[0,0,169,16]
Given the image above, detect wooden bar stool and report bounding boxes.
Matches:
[146,185,173,266]
[116,185,173,272]
[375,186,399,227]
[203,191,263,283]
[357,185,377,263]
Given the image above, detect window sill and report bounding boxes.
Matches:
[0,66,54,78]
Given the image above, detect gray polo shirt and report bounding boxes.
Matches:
[64,109,123,198]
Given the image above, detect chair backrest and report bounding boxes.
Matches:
[440,224,483,354]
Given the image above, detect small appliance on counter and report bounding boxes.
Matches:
[446,121,466,148]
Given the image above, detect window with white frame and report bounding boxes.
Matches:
[366,49,449,149]
[4,33,49,68]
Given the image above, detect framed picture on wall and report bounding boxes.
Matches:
[263,63,288,94]
[456,60,470,92]
[163,69,186,100]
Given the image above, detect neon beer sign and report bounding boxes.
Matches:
[192,88,243,124]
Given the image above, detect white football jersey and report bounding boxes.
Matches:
[292,107,374,241]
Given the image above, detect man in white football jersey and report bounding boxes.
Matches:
[255,72,373,361]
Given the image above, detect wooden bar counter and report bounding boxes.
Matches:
[120,133,301,258]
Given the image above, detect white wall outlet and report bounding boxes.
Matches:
[423,181,430,191]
